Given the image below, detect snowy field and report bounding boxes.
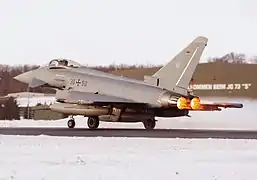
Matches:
[0,97,256,179]
[0,135,257,179]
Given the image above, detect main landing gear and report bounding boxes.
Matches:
[67,116,100,129]
[143,118,156,130]
[87,116,99,129]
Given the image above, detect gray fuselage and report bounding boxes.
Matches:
[35,67,181,107]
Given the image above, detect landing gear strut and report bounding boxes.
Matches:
[87,116,100,129]
[143,118,156,130]
[67,116,75,128]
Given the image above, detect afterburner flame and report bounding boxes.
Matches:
[177,97,189,110]
[190,97,201,110]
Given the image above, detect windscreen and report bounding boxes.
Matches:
[48,59,82,69]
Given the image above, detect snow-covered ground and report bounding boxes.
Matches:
[0,97,256,180]
[0,135,257,180]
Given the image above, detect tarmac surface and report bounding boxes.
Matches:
[0,127,257,139]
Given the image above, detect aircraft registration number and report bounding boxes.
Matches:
[69,78,88,87]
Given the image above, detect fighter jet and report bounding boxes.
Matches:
[14,36,243,129]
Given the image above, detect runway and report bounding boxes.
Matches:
[0,127,257,139]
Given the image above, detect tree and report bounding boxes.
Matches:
[207,52,247,64]
[248,56,257,64]
[0,97,20,120]
[230,52,246,64]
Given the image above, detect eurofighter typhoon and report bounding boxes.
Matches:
[14,36,243,129]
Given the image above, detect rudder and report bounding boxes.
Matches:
[145,36,208,95]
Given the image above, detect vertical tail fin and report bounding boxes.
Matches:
[147,36,208,94]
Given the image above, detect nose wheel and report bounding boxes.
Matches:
[67,116,75,128]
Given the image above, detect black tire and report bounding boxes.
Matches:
[143,118,156,130]
[67,119,75,128]
[87,117,100,129]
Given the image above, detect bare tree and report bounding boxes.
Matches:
[207,52,247,64]
[248,56,257,64]
[230,52,246,63]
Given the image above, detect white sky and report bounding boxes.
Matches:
[0,0,257,66]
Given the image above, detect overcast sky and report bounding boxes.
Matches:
[0,0,256,66]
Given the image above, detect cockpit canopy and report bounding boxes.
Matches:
[48,59,82,69]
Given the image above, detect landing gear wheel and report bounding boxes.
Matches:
[143,118,156,130]
[67,119,75,128]
[87,116,99,129]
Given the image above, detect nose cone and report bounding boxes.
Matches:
[14,71,35,84]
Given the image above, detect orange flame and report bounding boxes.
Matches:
[177,97,221,111]
[177,97,203,110]
[190,97,201,110]
[177,97,191,110]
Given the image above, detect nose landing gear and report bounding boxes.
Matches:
[67,116,75,128]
